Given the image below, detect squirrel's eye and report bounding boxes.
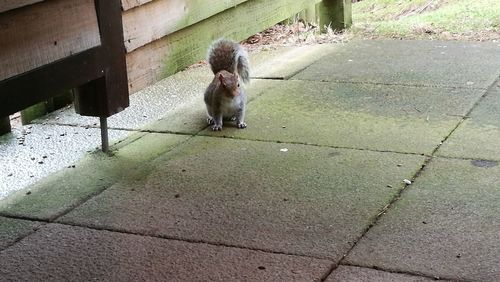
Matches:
[237,83,240,87]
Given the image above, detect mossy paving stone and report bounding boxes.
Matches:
[200,80,483,155]
[0,223,332,281]
[0,216,42,250]
[59,136,425,261]
[344,158,500,281]
[437,81,500,160]
[293,40,500,89]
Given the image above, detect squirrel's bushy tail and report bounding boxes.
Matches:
[208,39,250,84]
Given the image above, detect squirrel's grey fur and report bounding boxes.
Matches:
[204,39,250,131]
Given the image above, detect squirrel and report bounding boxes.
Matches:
[204,38,250,131]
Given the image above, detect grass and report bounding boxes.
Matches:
[351,0,500,41]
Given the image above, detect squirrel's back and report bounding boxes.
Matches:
[207,39,250,84]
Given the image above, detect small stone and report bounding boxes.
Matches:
[42,155,47,159]
[283,198,289,202]
[403,179,412,185]
[174,194,181,198]
[466,81,474,86]
[386,185,393,188]
[280,148,288,152]
[397,164,403,167]
[422,221,427,224]
[257,266,266,270]
[282,126,286,128]
[60,133,66,136]
[31,157,35,161]
[7,173,13,177]
[456,253,461,258]
[181,169,186,172]
[38,161,44,164]
[26,191,32,195]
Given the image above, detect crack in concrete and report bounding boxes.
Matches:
[339,262,467,281]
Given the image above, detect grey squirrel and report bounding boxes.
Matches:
[204,39,250,131]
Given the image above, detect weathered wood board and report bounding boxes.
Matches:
[122,0,249,52]
[121,0,154,11]
[0,0,101,81]
[0,0,43,13]
[125,0,322,93]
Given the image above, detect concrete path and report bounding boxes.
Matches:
[1,40,500,281]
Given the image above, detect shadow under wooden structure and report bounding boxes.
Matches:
[0,0,129,151]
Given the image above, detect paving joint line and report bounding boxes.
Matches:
[340,262,467,281]
[330,75,500,279]
[5,216,337,263]
[0,214,49,254]
[291,77,489,90]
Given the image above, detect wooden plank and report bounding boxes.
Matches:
[0,0,43,13]
[122,0,249,52]
[121,0,154,11]
[125,0,321,93]
[0,0,101,81]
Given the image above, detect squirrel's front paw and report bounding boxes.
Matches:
[237,122,247,129]
[211,125,222,131]
[206,118,214,125]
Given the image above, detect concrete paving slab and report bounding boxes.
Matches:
[251,44,339,79]
[0,217,42,250]
[437,80,500,160]
[144,79,280,134]
[344,158,500,281]
[0,223,333,281]
[200,80,482,155]
[0,124,129,200]
[293,40,500,89]
[325,265,437,282]
[60,136,426,260]
[0,133,189,221]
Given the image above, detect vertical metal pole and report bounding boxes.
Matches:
[99,116,109,152]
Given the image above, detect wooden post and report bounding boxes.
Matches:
[316,0,352,32]
[0,116,11,135]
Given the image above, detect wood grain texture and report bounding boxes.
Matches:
[125,0,321,93]
[122,0,248,52]
[0,0,43,13]
[121,0,154,11]
[0,0,101,81]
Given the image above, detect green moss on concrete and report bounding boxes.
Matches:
[345,157,500,281]
[200,80,481,155]
[0,133,189,221]
[0,217,42,250]
[59,136,426,260]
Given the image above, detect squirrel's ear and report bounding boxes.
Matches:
[218,73,225,85]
